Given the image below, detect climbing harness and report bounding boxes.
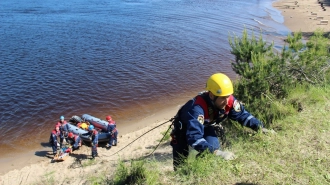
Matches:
[212,122,226,145]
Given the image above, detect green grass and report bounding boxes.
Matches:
[158,130,171,143]
[38,170,55,185]
[82,158,97,167]
[87,171,108,185]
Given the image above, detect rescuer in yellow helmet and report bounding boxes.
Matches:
[170,73,270,171]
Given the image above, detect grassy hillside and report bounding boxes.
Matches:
[70,29,330,185]
[104,84,329,185]
[102,29,330,185]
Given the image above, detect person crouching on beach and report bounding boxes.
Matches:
[49,126,61,155]
[67,132,82,152]
[105,115,118,149]
[88,125,98,158]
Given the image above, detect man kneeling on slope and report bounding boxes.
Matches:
[170,73,271,171]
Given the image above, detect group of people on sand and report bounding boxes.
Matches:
[49,115,118,159]
[49,116,82,156]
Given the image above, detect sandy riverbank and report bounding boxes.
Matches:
[273,0,330,33]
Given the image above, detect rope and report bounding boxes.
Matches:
[144,122,173,157]
[109,117,174,157]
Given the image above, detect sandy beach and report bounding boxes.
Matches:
[273,0,330,33]
[1,0,330,184]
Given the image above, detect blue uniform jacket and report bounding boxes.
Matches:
[179,92,263,153]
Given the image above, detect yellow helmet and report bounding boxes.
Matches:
[80,123,88,130]
[206,73,233,96]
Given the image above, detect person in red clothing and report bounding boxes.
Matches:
[88,125,98,158]
[49,126,61,155]
[105,115,118,149]
[57,115,69,148]
[67,132,82,151]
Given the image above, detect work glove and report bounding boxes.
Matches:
[261,128,276,134]
[91,142,94,147]
[214,150,236,160]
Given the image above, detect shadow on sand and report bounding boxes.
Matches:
[40,142,51,147]
[67,153,90,169]
[35,150,54,160]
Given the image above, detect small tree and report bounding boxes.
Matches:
[228,29,330,124]
[228,29,274,76]
[285,30,330,84]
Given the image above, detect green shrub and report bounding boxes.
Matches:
[228,29,274,76]
[229,29,330,124]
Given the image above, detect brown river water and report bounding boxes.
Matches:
[0,0,290,160]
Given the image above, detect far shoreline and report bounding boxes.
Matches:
[272,0,330,34]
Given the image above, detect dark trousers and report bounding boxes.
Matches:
[171,131,189,171]
[92,144,98,157]
[171,127,220,171]
[51,143,57,154]
[60,137,68,148]
[72,145,80,151]
[171,140,189,171]
[108,131,118,146]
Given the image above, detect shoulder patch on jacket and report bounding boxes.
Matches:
[197,115,204,124]
[233,100,241,112]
